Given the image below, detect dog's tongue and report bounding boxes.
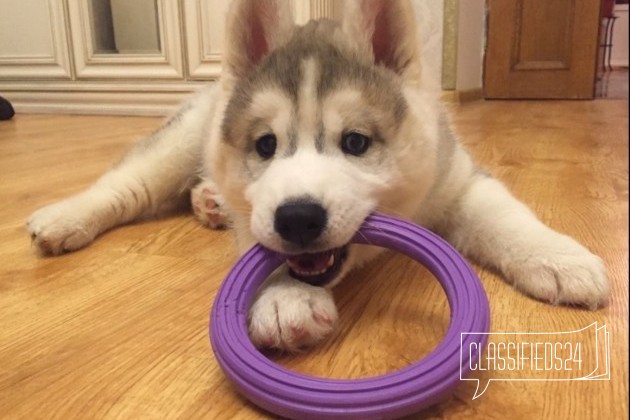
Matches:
[287,251,333,273]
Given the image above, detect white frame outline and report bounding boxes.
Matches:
[66,0,184,80]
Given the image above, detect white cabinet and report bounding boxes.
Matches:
[0,0,338,116]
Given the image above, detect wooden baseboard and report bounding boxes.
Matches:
[441,88,484,104]
[0,81,210,116]
[457,87,483,103]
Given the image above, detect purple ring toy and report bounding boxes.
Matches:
[210,213,490,419]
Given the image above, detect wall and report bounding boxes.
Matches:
[412,0,444,91]
[455,0,486,91]
[611,4,629,67]
[440,0,486,93]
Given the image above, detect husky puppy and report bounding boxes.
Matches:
[27,0,609,350]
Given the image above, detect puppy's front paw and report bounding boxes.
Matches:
[191,180,228,229]
[506,235,609,309]
[27,200,96,255]
[248,278,338,351]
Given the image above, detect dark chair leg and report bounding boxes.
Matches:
[602,16,618,72]
[0,96,15,120]
[607,17,618,71]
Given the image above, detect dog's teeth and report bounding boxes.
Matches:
[287,252,337,277]
[290,266,329,277]
[326,254,335,268]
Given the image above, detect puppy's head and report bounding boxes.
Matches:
[213,0,437,287]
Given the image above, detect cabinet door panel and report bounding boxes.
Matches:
[0,0,72,80]
[485,0,601,99]
[182,0,229,80]
[67,0,184,80]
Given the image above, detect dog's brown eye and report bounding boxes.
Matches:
[341,132,371,156]
[255,134,277,159]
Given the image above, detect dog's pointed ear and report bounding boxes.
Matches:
[223,0,294,82]
[342,0,421,80]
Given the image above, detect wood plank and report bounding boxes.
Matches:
[0,100,627,419]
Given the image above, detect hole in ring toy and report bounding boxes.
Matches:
[210,213,490,419]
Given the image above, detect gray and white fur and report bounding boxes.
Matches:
[27,0,609,351]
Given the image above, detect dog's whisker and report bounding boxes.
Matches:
[374,204,409,220]
[355,229,374,246]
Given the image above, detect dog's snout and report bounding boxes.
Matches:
[274,202,327,247]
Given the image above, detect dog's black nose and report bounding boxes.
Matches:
[274,202,327,246]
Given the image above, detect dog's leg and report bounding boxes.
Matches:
[440,173,609,309]
[247,267,339,351]
[27,86,217,255]
[247,245,390,350]
[227,221,338,351]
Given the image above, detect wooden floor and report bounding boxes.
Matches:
[0,99,627,420]
[596,68,629,100]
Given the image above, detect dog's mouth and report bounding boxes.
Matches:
[286,246,348,287]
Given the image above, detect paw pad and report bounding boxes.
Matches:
[191,181,229,229]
